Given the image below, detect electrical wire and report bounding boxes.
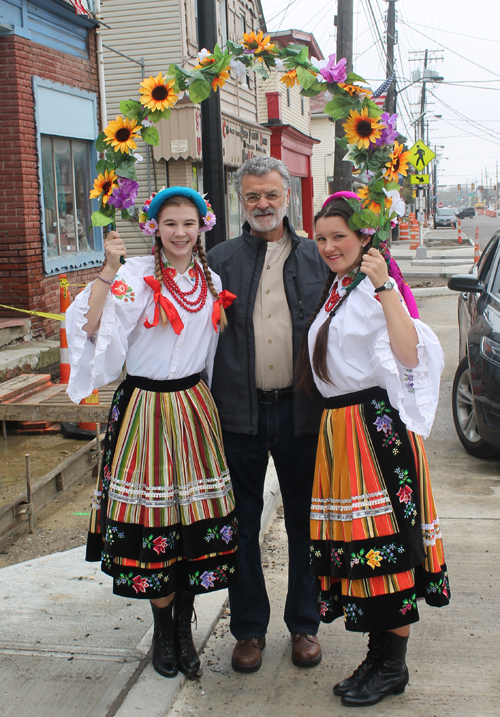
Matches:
[405,21,500,46]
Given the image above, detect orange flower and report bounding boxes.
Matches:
[384,141,411,182]
[357,186,381,214]
[194,57,216,70]
[241,30,274,54]
[89,169,118,205]
[343,107,384,150]
[338,83,372,98]
[280,70,298,88]
[212,70,230,92]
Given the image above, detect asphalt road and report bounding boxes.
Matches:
[457,213,500,250]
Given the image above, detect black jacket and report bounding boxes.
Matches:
[206,218,329,436]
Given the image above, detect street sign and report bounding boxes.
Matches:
[437,201,444,208]
[410,174,430,185]
[417,210,425,222]
[407,140,436,170]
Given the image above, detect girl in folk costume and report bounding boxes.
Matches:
[296,192,450,707]
[66,187,237,680]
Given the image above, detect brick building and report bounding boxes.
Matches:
[0,0,102,339]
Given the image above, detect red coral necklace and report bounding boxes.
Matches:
[161,261,208,313]
[324,272,356,313]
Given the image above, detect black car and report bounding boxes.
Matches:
[434,207,457,229]
[448,232,500,458]
[456,206,475,219]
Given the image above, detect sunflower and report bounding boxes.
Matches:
[338,83,372,98]
[212,70,230,92]
[384,141,411,182]
[241,30,274,54]
[139,73,178,112]
[357,186,381,214]
[104,116,142,154]
[343,108,384,150]
[280,70,298,88]
[89,169,118,205]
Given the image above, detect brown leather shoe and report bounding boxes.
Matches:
[231,637,266,673]
[291,633,322,668]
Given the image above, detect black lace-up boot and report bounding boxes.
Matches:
[150,601,178,678]
[341,631,409,707]
[333,632,385,696]
[174,590,202,678]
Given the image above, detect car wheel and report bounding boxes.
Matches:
[452,357,500,458]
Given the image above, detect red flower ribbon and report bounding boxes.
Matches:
[143,276,184,334]
[212,290,236,331]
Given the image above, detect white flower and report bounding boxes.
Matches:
[141,117,153,128]
[197,48,210,63]
[323,90,333,101]
[274,58,285,72]
[311,56,329,71]
[132,152,143,162]
[383,188,406,216]
[343,144,362,168]
[229,58,247,78]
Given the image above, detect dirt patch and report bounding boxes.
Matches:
[408,277,450,289]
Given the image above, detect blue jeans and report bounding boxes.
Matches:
[223,399,320,640]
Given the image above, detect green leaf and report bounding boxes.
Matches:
[296,65,316,89]
[334,136,348,150]
[91,210,115,227]
[299,80,324,97]
[189,77,212,104]
[95,159,115,175]
[141,126,160,146]
[119,99,142,121]
[95,131,107,152]
[121,209,134,221]
[325,96,353,121]
[364,99,383,118]
[346,72,367,84]
[115,162,137,180]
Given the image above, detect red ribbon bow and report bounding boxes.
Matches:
[212,290,236,332]
[143,276,184,334]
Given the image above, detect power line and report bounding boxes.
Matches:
[405,21,500,46]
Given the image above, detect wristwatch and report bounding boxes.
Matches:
[374,278,397,293]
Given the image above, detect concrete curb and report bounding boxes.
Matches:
[113,466,282,717]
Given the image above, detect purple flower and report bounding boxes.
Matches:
[200,571,216,590]
[360,227,376,236]
[108,177,139,210]
[319,54,348,84]
[111,405,120,422]
[220,525,233,544]
[140,218,158,236]
[374,415,393,433]
[200,209,216,232]
[374,112,399,147]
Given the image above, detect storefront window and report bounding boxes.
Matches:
[288,175,303,231]
[227,169,242,239]
[41,135,94,257]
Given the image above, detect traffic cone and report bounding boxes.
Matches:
[410,221,419,250]
[78,389,99,431]
[475,225,479,242]
[399,222,409,241]
[59,274,71,384]
[474,243,481,263]
[457,220,462,244]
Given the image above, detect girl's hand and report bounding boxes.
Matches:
[360,247,389,290]
[104,230,126,275]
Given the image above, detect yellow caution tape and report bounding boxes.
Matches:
[0,303,65,321]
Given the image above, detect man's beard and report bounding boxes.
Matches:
[246,202,287,234]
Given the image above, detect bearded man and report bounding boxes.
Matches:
[206,157,328,674]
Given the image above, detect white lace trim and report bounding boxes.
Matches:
[372,322,435,437]
[108,471,232,507]
[66,282,118,404]
[421,517,442,546]
[310,489,393,521]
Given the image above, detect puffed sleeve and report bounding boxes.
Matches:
[65,258,153,404]
[369,311,444,439]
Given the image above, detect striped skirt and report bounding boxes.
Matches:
[86,374,238,598]
[310,387,450,633]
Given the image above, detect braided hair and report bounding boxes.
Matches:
[295,199,371,393]
[153,195,225,330]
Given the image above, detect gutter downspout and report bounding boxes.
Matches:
[95,0,107,130]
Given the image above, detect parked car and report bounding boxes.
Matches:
[456,206,475,219]
[447,232,500,458]
[434,207,457,229]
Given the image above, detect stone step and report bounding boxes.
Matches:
[0,319,31,349]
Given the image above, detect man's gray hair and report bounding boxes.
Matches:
[233,156,290,195]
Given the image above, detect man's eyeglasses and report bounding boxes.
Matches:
[241,190,286,205]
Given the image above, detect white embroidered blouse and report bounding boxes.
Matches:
[308,275,444,438]
[65,256,222,404]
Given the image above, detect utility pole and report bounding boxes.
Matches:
[333,0,353,192]
[419,49,428,142]
[197,0,227,248]
[385,0,398,116]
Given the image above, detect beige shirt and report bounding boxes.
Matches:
[253,230,294,390]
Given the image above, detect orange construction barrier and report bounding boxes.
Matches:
[457,219,462,244]
[59,274,71,384]
[78,389,99,431]
[399,221,409,241]
[475,226,479,242]
[410,221,419,250]
[474,243,481,263]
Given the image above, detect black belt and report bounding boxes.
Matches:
[126,373,200,393]
[323,386,387,409]
[257,386,293,404]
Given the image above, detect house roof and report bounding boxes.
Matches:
[270,29,324,60]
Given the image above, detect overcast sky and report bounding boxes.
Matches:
[260,0,500,192]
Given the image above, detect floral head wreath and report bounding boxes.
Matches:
[137,187,216,237]
[87,37,410,257]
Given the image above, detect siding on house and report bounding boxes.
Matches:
[311,113,335,212]
[257,71,311,136]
